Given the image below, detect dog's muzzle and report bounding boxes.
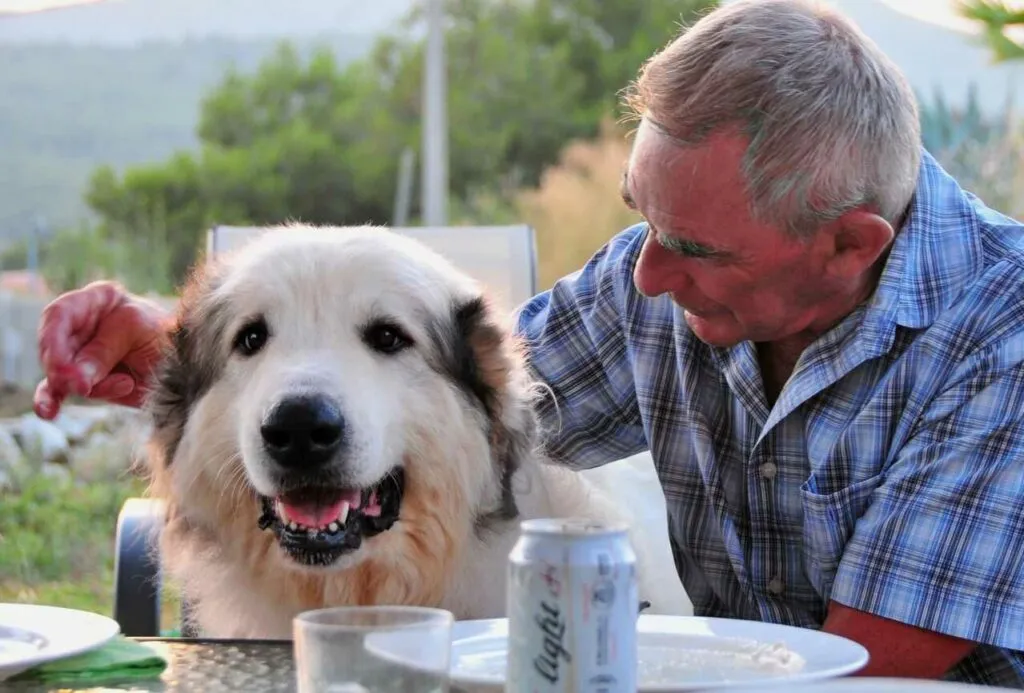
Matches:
[254,392,406,567]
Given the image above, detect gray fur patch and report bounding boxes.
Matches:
[146,265,231,468]
[429,296,534,535]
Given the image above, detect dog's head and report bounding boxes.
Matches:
[144,224,536,575]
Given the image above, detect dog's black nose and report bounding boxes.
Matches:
[260,394,346,468]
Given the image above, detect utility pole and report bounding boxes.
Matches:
[29,216,44,294]
[421,0,449,227]
[393,147,416,227]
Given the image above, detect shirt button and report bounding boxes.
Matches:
[759,461,778,479]
[768,577,784,595]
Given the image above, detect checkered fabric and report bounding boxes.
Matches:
[514,150,1024,685]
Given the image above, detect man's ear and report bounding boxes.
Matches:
[821,210,895,280]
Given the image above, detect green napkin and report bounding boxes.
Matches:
[8,635,167,685]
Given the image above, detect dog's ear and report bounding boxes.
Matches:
[145,260,230,472]
[439,295,538,524]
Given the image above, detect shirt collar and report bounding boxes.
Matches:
[866,148,984,332]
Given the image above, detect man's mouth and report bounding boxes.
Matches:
[257,468,405,567]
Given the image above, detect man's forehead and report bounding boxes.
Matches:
[626,118,679,170]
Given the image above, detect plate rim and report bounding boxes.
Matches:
[447,614,869,691]
[0,603,121,681]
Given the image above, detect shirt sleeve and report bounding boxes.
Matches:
[512,224,648,470]
[830,337,1024,651]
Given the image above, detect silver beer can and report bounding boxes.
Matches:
[506,518,639,693]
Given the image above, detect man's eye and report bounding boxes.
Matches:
[659,234,714,259]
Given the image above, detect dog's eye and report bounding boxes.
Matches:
[363,321,412,355]
[233,318,269,357]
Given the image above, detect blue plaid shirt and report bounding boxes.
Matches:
[514,150,1024,686]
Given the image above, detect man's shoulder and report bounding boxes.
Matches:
[592,222,648,275]
[916,150,1024,268]
[892,152,1024,347]
[939,198,1024,338]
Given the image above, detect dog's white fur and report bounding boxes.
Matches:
[142,223,690,638]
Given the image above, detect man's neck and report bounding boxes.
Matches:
[757,246,892,404]
[756,339,804,405]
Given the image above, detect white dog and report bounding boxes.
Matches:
[141,223,690,638]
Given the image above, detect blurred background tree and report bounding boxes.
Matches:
[18,0,1024,296]
[63,0,716,294]
[957,1,1024,61]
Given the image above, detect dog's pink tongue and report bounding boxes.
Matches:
[281,501,342,528]
[281,489,361,527]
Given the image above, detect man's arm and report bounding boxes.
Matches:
[513,224,649,469]
[823,601,976,678]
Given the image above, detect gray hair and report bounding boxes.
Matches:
[622,0,921,237]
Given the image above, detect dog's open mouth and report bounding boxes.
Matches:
[257,468,405,566]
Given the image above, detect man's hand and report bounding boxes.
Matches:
[35,280,173,419]
[823,600,977,678]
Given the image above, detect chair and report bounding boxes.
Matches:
[111,223,538,636]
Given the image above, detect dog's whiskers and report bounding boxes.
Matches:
[172,440,246,506]
[213,455,250,517]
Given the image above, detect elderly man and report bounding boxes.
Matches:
[32,0,1024,685]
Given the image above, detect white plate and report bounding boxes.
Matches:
[0,603,120,681]
[435,615,868,691]
[723,679,1012,692]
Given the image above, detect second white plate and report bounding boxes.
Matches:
[442,614,868,691]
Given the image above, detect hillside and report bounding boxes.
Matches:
[1,0,1022,245]
[0,35,374,239]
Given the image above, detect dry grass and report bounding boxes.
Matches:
[516,119,643,289]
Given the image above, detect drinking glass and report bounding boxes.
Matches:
[293,606,454,693]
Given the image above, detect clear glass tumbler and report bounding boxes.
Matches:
[293,606,454,693]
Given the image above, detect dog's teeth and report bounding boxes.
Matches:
[338,502,350,526]
[328,522,339,533]
[288,521,298,531]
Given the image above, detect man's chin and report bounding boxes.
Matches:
[683,310,741,347]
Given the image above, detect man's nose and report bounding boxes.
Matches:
[633,233,691,298]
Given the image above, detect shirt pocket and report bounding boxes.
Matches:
[800,473,883,599]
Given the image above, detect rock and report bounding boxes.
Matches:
[17,414,70,466]
[0,391,158,490]
[39,461,71,484]
[51,406,109,445]
[0,425,26,490]
[71,429,144,483]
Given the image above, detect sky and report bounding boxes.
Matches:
[0,0,104,12]
[0,0,1021,39]
[0,0,1003,24]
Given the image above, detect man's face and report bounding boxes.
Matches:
[624,119,844,348]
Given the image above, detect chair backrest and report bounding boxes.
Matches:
[206,224,539,309]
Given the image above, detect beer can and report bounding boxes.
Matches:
[505,518,639,693]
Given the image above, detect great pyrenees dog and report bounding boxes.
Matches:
[141,223,689,638]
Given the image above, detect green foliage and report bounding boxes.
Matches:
[0,469,142,584]
[957,0,1024,62]
[920,83,1024,218]
[0,225,123,293]
[76,0,718,292]
[0,465,181,631]
[919,83,1010,152]
[40,226,125,295]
